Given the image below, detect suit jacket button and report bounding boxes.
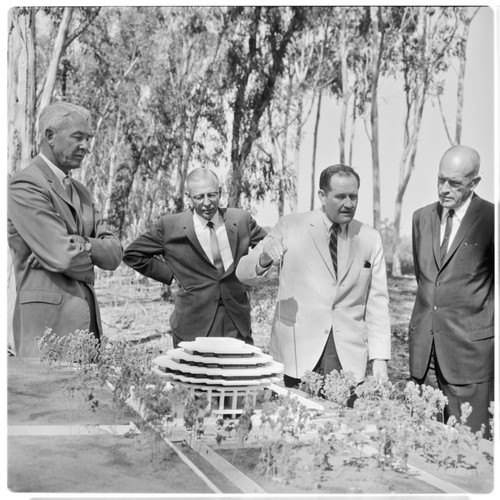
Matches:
[435,281,440,287]
[433,305,438,311]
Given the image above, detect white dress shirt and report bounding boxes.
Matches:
[440,194,473,246]
[193,211,234,271]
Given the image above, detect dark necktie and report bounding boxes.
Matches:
[440,209,454,263]
[329,223,340,278]
[207,221,224,275]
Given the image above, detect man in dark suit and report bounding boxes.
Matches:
[8,102,123,357]
[409,145,494,438]
[122,168,267,347]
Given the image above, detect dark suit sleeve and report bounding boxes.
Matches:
[8,174,94,281]
[122,219,174,285]
[247,214,268,247]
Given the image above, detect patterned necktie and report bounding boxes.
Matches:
[63,176,78,206]
[207,221,224,275]
[440,209,454,263]
[329,223,340,278]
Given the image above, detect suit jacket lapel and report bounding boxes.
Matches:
[221,208,237,278]
[222,208,238,259]
[35,159,72,206]
[431,203,442,269]
[35,158,84,233]
[441,195,479,267]
[339,222,359,284]
[308,210,336,280]
[183,210,211,264]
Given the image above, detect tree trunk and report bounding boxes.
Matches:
[39,7,73,112]
[454,9,478,145]
[8,8,37,175]
[338,12,348,164]
[391,191,404,277]
[103,113,122,219]
[8,8,37,353]
[290,96,303,213]
[369,6,384,232]
[310,90,322,209]
[348,89,357,166]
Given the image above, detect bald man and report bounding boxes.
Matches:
[409,145,494,438]
[122,168,267,347]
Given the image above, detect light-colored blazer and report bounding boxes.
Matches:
[236,209,391,382]
[8,156,123,357]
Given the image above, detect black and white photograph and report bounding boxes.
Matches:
[2,2,497,499]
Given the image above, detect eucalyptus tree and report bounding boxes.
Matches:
[436,6,480,146]
[8,7,36,175]
[390,6,461,277]
[256,6,333,216]
[219,6,307,208]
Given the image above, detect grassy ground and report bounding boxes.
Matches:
[96,263,417,385]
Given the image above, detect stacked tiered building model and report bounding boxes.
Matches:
[152,337,284,415]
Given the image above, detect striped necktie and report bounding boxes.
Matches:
[329,223,340,278]
[440,209,454,263]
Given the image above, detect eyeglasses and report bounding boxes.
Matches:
[191,192,219,202]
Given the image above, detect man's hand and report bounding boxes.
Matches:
[70,235,86,245]
[258,237,287,268]
[372,359,388,380]
[27,252,43,269]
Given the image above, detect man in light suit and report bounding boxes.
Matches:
[8,102,123,357]
[236,164,391,388]
[122,168,267,347]
[409,145,494,438]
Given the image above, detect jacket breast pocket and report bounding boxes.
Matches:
[20,290,63,305]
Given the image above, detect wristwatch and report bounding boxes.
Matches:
[83,238,92,258]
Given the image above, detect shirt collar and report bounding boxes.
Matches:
[192,210,221,229]
[320,209,347,236]
[442,193,473,224]
[40,153,67,184]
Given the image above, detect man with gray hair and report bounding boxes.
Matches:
[8,101,123,357]
[123,167,267,347]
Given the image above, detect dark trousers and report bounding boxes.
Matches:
[284,329,356,407]
[82,283,99,341]
[172,303,253,348]
[414,344,493,439]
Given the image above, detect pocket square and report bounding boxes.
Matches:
[363,260,372,268]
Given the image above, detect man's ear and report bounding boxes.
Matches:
[471,176,481,189]
[317,189,326,205]
[45,128,55,145]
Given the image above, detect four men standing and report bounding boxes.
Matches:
[7,101,494,437]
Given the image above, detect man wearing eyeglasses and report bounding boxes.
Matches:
[409,145,494,438]
[123,168,267,347]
